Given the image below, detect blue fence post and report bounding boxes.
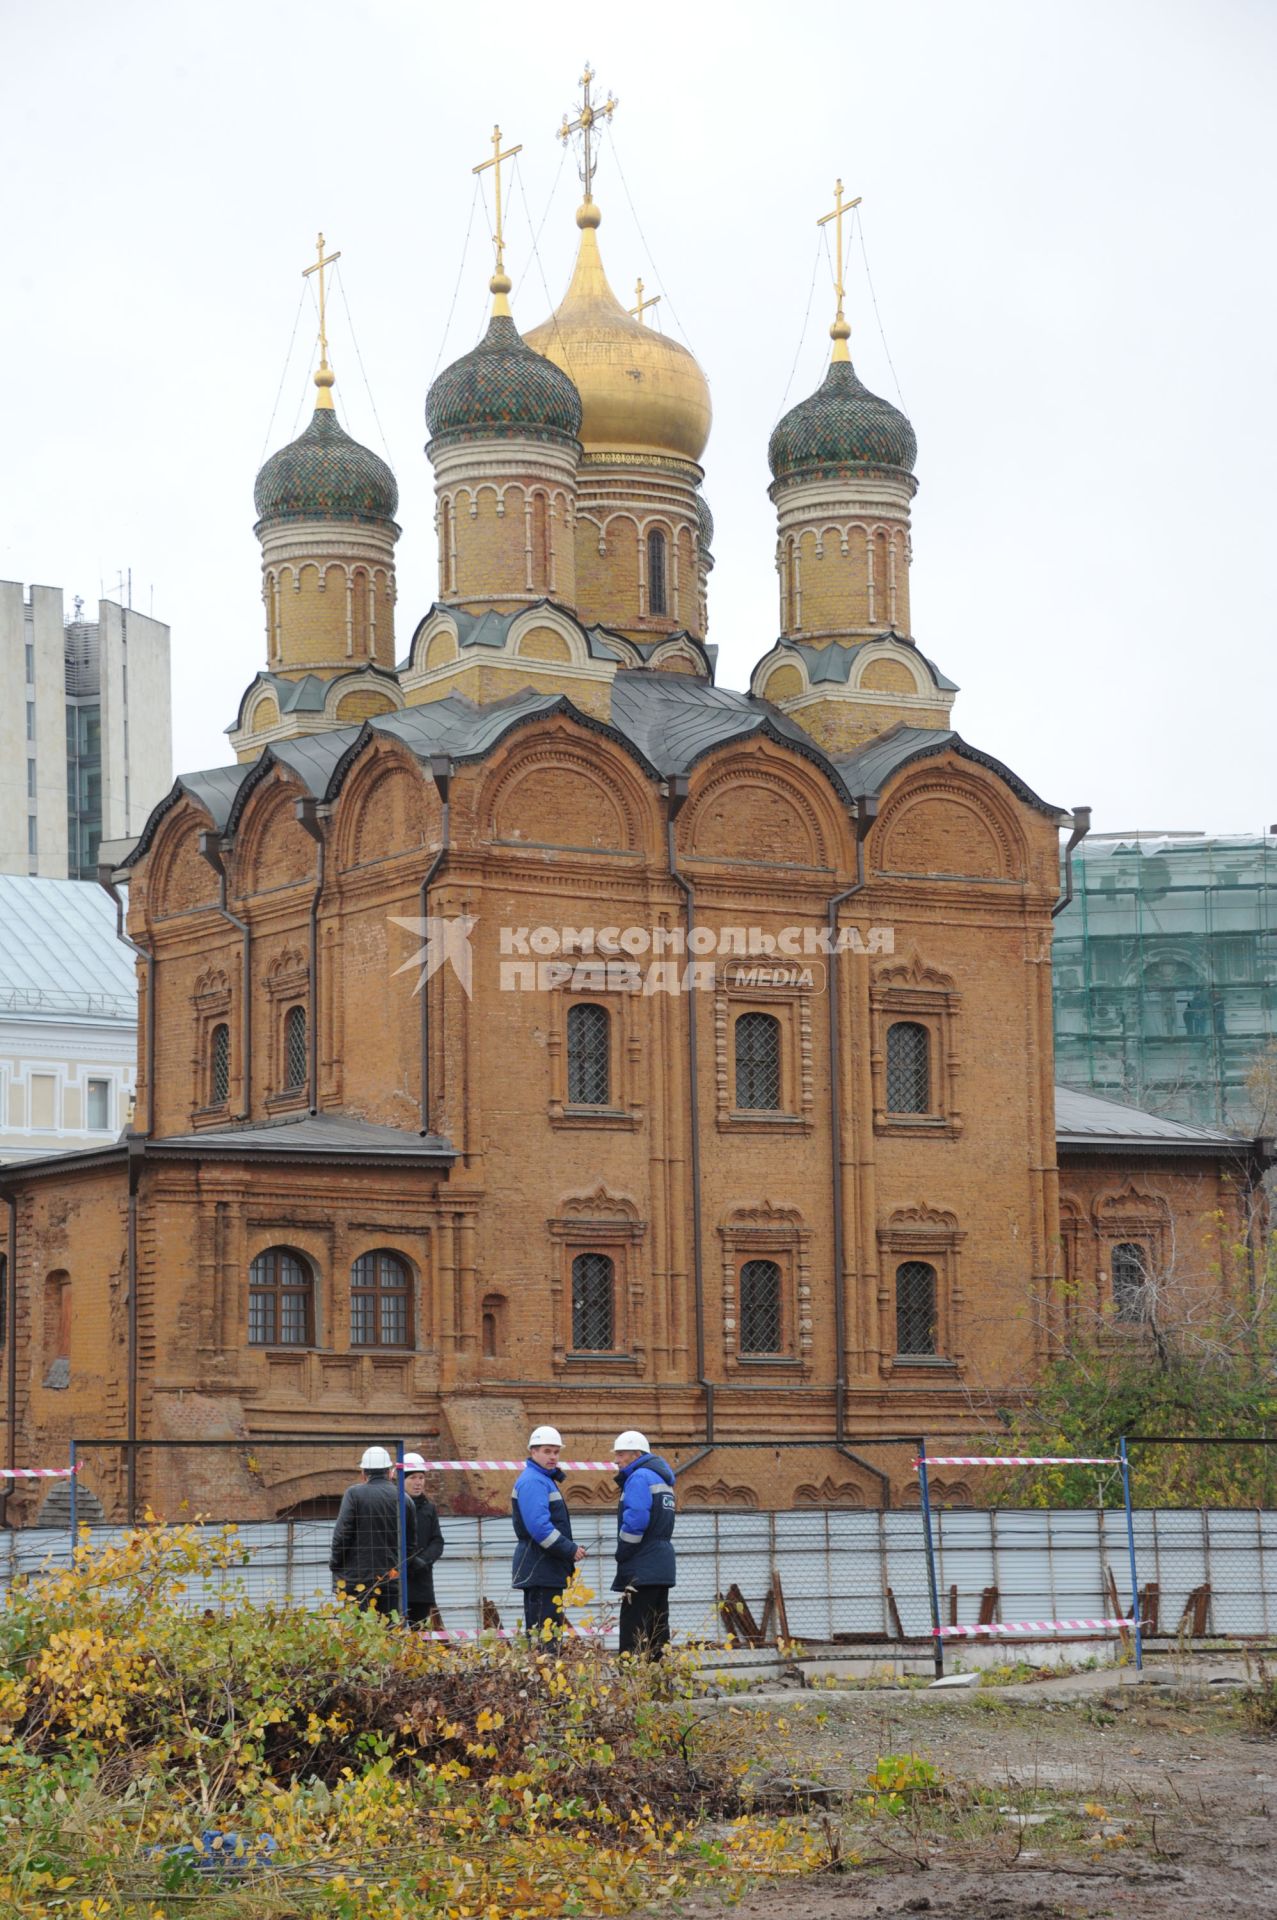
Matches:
[916,1438,944,1678]
[396,1440,408,1624]
[1119,1436,1144,1672]
[68,1438,77,1546]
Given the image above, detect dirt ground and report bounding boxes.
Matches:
[644,1667,1276,1918]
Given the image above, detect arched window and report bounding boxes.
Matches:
[567,1002,610,1105]
[735,1011,781,1110]
[482,1292,506,1359]
[351,567,370,654]
[740,1259,782,1354]
[886,1022,930,1113]
[895,1261,937,1356]
[211,1023,230,1107]
[284,1005,307,1092]
[351,1250,412,1348]
[532,493,550,593]
[1112,1243,1148,1323]
[249,1247,314,1347]
[571,1252,614,1351]
[647,528,668,616]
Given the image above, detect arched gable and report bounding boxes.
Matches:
[874,759,1029,883]
[480,719,656,857]
[332,742,440,872]
[144,798,220,919]
[676,740,843,870]
[232,770,318,897]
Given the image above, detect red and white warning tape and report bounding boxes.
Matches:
[935,1617,1130,1638]
[396,1459,616,1473]
[918,1455,1120,1468]
[0,1466,81,1479]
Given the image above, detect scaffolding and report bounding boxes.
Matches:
[1053,831,1277,1131]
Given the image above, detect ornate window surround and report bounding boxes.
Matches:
[870,951,962,1138]
[718,1200,812,1372]
[263,947,310,1112]
[1091,1183,1170,1328]
[876,1204,966,1377]
[191,966,233,1124]
[545,986,642,1131]
[547,1186,646,1372]
[713,964,815,1135]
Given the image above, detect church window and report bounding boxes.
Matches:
[647,528,668,616]
[895,1261,937,1356]
[482,1292,506,1359]
[886,1022,930,1113]
[739,1259,783,1354]
[566,1003,610,1105]
[283,1005,307,1092]
[350,1250,412,1348]
[351,568,370,654]
[1112,1243,1148,1323]
[532,493,550,593]
[210,1023,230,1107]
[249,1247,314,1347]
[735,1011,781,1110]
[571,1252,614,1351]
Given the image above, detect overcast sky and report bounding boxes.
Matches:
[3,0,1273,834]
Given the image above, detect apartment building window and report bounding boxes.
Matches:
[86,1079,111,1130]
[26,702,35,742]
[24,644,33,683]
[26,761,36,799]
[27,817,38,858]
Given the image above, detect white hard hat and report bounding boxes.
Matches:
[360,1445,393,1470]
[400,1452,428,1473]
[528,1425,563,1448]
[613,1430,649,1453]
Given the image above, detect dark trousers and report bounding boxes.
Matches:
[407,1595,441,1631]
[522,1584,566,1637]
[619,1585,671,1657]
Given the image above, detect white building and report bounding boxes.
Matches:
[0,876,137,1163]
[0,582,171,879]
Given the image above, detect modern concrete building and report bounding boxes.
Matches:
[0,582,172,879]
[0,875,137,1164]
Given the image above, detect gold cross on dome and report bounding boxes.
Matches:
[628,277,661,325]
[817,179,862,360]
[557,62,617,202]
[302,231,342,405]
[473,124,522,278]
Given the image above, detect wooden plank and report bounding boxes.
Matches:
[771,1568,791,1644]
[886,1585,905,1642]
[1106,1566,1132,1652]
[977,1585,999,1626]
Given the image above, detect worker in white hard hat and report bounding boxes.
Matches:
[511,1425,586,1638]
[400,1453,446,1629]
[612,1429,676,1656]
[329,1444,418,1617]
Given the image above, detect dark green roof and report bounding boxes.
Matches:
[254,407,398,526]
[768,358,917,482]
[695,490,715,555]
[426,314,582,448]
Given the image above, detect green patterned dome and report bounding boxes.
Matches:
[768,358,916,482]
[255,407,398,526]
[426,314,582,448]
[694,490,715,556]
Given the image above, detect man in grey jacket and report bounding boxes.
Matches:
[330,1445,417,1616]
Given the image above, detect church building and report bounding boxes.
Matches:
[0,78,1265,1521]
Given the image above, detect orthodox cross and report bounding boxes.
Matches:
[557,63,617,200]
[303,232,342,400]
[628,277,661,325]
[473,124,522,277]
[817,180,861,359]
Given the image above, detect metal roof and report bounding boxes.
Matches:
[0,876,136,1021]
[835,724,1062,816]
[154,1111,455,1162]
[1055,1082,1247,1152]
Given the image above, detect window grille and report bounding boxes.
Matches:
[1112,1242,1148,1322]
[249,1248,314,1346]
[895,1260,937,1355]
[567,1002,610,1105]
[571,1252,614,1351]
[740,1259,782,1353]
[735,1011,781,1109]
[284,1005,307,1091]
[647,529,668,616]
[351,1250,412,1347]
[211,1024,230,1106]
[886,1021,930,1113]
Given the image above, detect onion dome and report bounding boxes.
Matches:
[694,490,715,557]
[524,200,711,465]
[255,395,398,527]
[768,358,916,483]
[426,311,582,448]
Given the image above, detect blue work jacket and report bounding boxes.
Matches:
[511,1459,577,1589]
[612,1454,676,1590]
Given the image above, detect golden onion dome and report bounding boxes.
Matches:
[524,200,711,465]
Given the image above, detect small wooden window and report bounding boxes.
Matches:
[249,1247,314,1347]
[350,1250,412,1348]
[571,1252,614,1351]
[647,529,668,615]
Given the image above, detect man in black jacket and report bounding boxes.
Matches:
[401,1450,445,1628]
[329,1445,417,1616]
